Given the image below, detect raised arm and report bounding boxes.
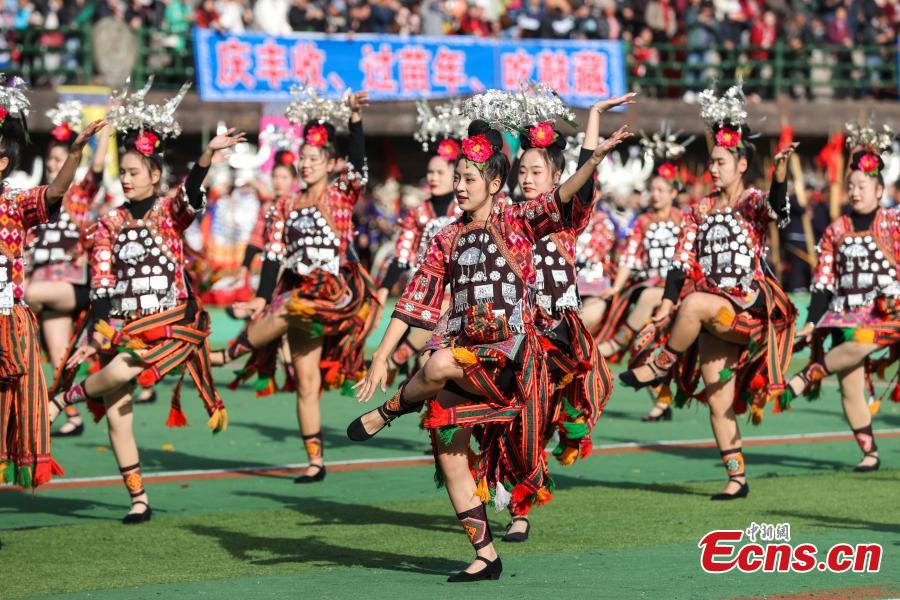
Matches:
[347,91,369,173]
[559,126,633,205]
[767,142,799,227]
[45,120,107,207]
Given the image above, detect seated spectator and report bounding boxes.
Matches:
[195,0,223,29]
[255,0,291,35]
[645,0,677,42]
[515,0,544,39]
[456,2,492,37]
[218,0,252,33]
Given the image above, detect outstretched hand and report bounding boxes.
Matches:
[593,125,634,163]
[71,120,108,154]
[208,128,247,152]
[593,92,637,114]
[353,358,388,403]
[348,91,370,113]
[773,142,799,183]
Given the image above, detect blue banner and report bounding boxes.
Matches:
[193,28,625,107]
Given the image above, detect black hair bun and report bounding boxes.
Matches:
[467,120,503,151]
[0,114,27,176]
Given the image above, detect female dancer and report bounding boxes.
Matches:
[501,91,632,541]
[0,75,104,487]
[348,117,632,581]
[620,86,798,500]
[376,101,467,380]
[597,127,692,421]
[784,123,896,472]
[26,101,111,437]
[47,81,234,522]
[213,89,381,484]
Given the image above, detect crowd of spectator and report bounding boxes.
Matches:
[2,0,898,98]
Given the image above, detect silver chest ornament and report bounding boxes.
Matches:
[532,235,574,314]
[416,215,456,267]
[447,229,522,335]
[833,234,900,311]
[110,224,177,317]
[0,254,12,315]
[283,206,340,276]
[29,211,82,266]
[696,209,755,291]
[643,221,679,278]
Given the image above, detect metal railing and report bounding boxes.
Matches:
[3,26,897,99]
[625,41,899,99]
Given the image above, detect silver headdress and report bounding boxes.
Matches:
[463,81,576,133]
[285,84,352,128]
[596,145,654,198]
[0,74,30,119]
[413,99,470,151]
[107,77,190,139]
[844,121,894,154]
[698,85,748,130]
[259,123,301,152]
[640,123,695,162]
[46,100,84,132]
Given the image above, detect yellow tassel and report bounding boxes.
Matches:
[557,446,578,466]
[536,486,552,503]
[356,304,371,322]
[656,385,673,406]
[555,373,575,390]
[0,462,8,484]
[451,346,478,368]
[207,408,229,433]
[285,293,315,317]
[714,307,736,328]
[475,477,490,503]
[750,404,764,425]
[94,320,116,341]
[853,328,876,344]
[124,337,147,350]
[869,399,881,416]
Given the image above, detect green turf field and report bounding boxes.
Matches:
[2,301,900,600]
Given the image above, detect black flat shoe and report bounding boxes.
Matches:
[853,454,881,473]
[347,407,394,442]
[122,501,152,525]
[51,421,85,437]
[134,389,157,405]
[447,556,503,583]
[710,478,749,501]
[294,464,326,484]
[502,517,530,542]
[641,406,672,422]
[619,369,665,391]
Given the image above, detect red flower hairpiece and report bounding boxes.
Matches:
[657,162,677,180]
[528,122,557,148]
[857,152,880,176]
[0,106,8,126]
[462,134,494,168]
[305,125,329,148]
[715,127,742,149]
[279,151,296,165]
[52,123,73,142]
[134,131,160,156]
[436,138,460,162]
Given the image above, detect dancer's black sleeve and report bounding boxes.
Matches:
[256,258,280,302]
[380,260,405,291]
[806,290,832,325]
[185,162,211,210]
[347,120,366,173]
[768,176,789,225]
[242,245,262,269]
[91,297,111,323]
[663,268,687,304]
[576,148,595,205]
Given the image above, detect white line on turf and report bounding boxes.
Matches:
[45,427,900,485]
